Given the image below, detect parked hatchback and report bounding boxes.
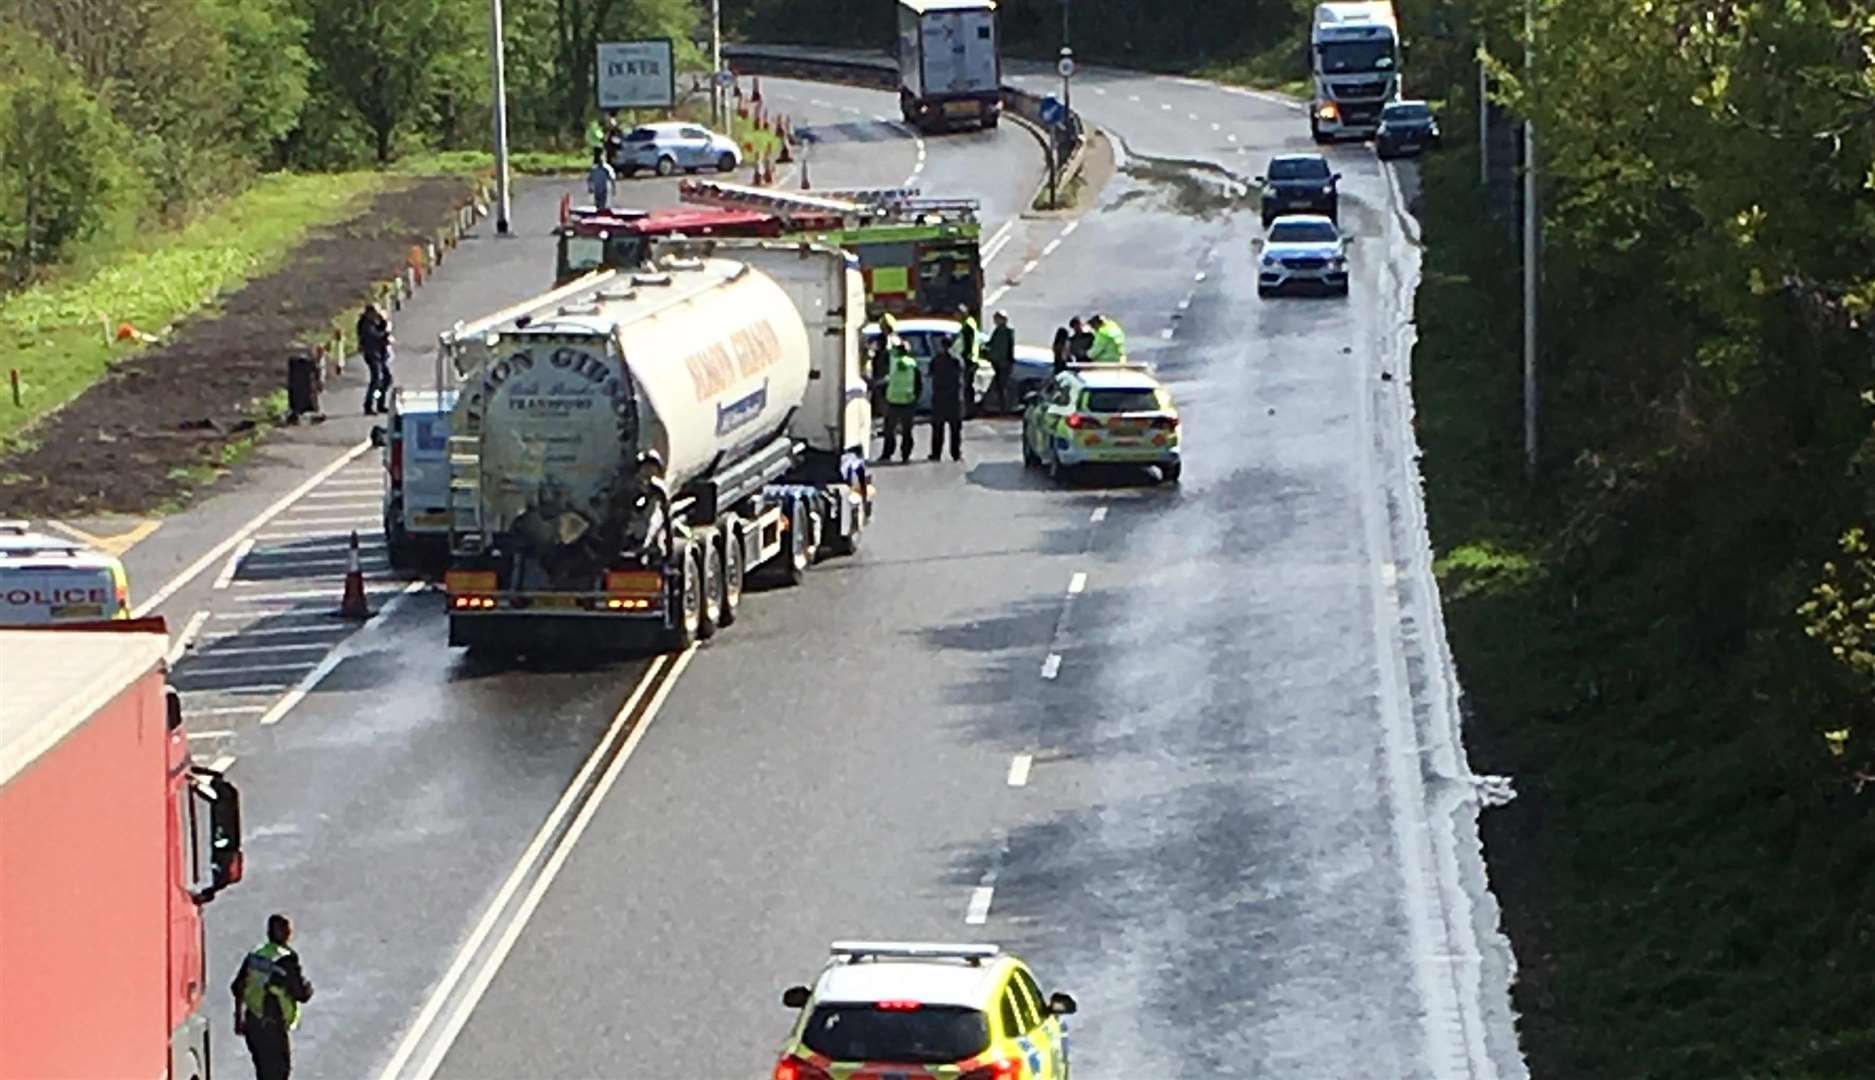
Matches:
[1257,153,1341,227]
[613,122,741,178]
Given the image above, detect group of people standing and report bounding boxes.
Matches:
[1051,313,1127,370]
[870,305,1016,464]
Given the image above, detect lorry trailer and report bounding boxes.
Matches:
[0,620,244,1080]
[444,240,872,654]
[897,0,1003,132]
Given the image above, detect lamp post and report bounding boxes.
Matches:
[711,0,724,130]
[1522,0,1538,477]
[489,0,512,235]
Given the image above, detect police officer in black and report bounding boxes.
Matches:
[356,303,393,415]
[231,913,315,1080]
[927,334,967,462]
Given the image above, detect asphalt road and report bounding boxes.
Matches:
[162,78,1044,1080]
[422,66,1525,1080]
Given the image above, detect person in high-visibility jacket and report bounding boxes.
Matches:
[231,913,315,1080]
[1087,314,1128,363]
[879,336,923,463]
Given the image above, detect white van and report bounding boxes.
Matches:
[374,390,457,571]
[0,522,132,625]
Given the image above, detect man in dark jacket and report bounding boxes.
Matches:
[984,310,1016,413]
[231,914,315,1080]
[927,334,967,462]
[1068,316,1094,362]
[356,303,393,415]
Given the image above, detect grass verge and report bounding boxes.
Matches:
[1414,144,1875,1078]
[0,172,389,445]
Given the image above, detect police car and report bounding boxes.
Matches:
[1021,364,1182,484]
[774,941,1077,1080]
[0,522,132,625]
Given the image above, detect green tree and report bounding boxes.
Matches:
[202,0,313,164]
[300,0,470,163]
[0,28,142,280]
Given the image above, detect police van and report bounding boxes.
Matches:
[372,390,456,572]
[0,522,132,625]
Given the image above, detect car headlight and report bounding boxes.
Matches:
[1321,184,1334,195]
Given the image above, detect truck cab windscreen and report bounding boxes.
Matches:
[1317,40,1395,73]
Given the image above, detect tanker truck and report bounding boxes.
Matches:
[442,240,872,654]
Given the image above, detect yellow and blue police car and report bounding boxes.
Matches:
[1021,363,1181,485]
[773,941,1077,1080]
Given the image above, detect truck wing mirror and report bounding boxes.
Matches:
[192,768,245,901]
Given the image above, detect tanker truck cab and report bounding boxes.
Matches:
[374,390,457,573]
[445,244,873,656]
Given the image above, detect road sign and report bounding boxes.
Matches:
[1040,96,1066,127]
[595,39,676,109]
[714,69,735,89]
[1058,56,1076,79]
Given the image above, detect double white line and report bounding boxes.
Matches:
[376,646,697,1080]
[981,219,1017,267]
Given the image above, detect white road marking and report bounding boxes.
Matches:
[238,557,387,573]
[229,586,399,603]
[166,611,211,664]
[810,98,832,108]
[201,625,347,642]
[965,886,995,925]
[1178,297,1192,311]
[183,682,294,694]
[1006,754,1033,787]
[252,534,384,548]
[392,646,698,1080]
[1092,87,1106,95]
[192,643,336,659]
[1090,506,1108,524]
[133,442,371,617]
[283,500,379,512]
[268,516,377,528]
[207,754,236,773]
[1162,103,1173,111]
[1189,113,1201,121]
[185,729,235,740]
[1068,572,1087,595]
[985,285,1011,306]
[183,705,267,717]
[1041,653,1062,680]
[212,539,255,590]
[1062,220,1080,237]
[1042,238,1062,257]
[982,220,1017,265]
[301,488,379,500]
[1211,121,1221,131]
[1022,259,1040,275]
[207,609,338,622]
[1128,94,1141,102]
[1382,561,1400,587]
[179,661,317,678]
[1196,272,1208,282]
[260,580,425,726]
[1227,134,1239,143]
[1161,328,1176,340]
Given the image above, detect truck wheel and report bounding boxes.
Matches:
[385,513,411,573]
[825,487,865,557]
[782,499,811,586]
[1160,461,1182,485]
[698,534,724,640]
[667,543,702,650]
[719,522,744,627]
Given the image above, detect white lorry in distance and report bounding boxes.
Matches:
[896,0,1002,132]
[1309,1,1402,142]
[442,240,872,655]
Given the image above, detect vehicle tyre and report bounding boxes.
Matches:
[1312,127,1332,145]
[1257,284,1273,298]
[667,543,702,650]
[782,498,811,586]
[698,533,724,640]
[824,478,867,557]
[719,521,744,627]
[982,114,999,131]
[655,155,677,177]
[1261,212,1274,229]
[1161,461,1182,485]
[384,508,412,573]
[1336,280,1351,297]
[717,152,737,173]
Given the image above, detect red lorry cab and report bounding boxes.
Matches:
[0,619,243,1080]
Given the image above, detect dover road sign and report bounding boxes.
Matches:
[596,39,676,109]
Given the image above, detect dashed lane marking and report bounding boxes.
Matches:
[1161,328,1176,340]
[1007,754,1033,787]
[965,886,995,925]
[180,661,318,678]
[207,754,236,773]
[185,729,235,740]
[1041,238,1062,257]
[1090,506,1108,524]
[985,285,1011,306]
[1041,653,1062,680]
[191,643,337,659]
[1068,572,1087,595]
[1022,259,1040,276]
[185,705,268,717]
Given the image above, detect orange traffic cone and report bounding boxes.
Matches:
[799,157,811,191]
[338,530,370,619]
[751,155,766,186]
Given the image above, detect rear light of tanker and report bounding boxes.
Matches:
[451,596,496,610]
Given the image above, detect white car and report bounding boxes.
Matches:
[613,122,741,179]
[862,318,1056,413]
[1257,215,1350,297]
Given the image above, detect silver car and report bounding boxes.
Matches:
[614,122,742,178]
[1257,215,1350,297]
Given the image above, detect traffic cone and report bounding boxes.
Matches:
[800,157,811,191]
[777,136,793,164]
[751,155,766,186]
[751,77,763,104]
[338,530,370,619]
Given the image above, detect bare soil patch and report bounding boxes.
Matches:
[0,177,476,517]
